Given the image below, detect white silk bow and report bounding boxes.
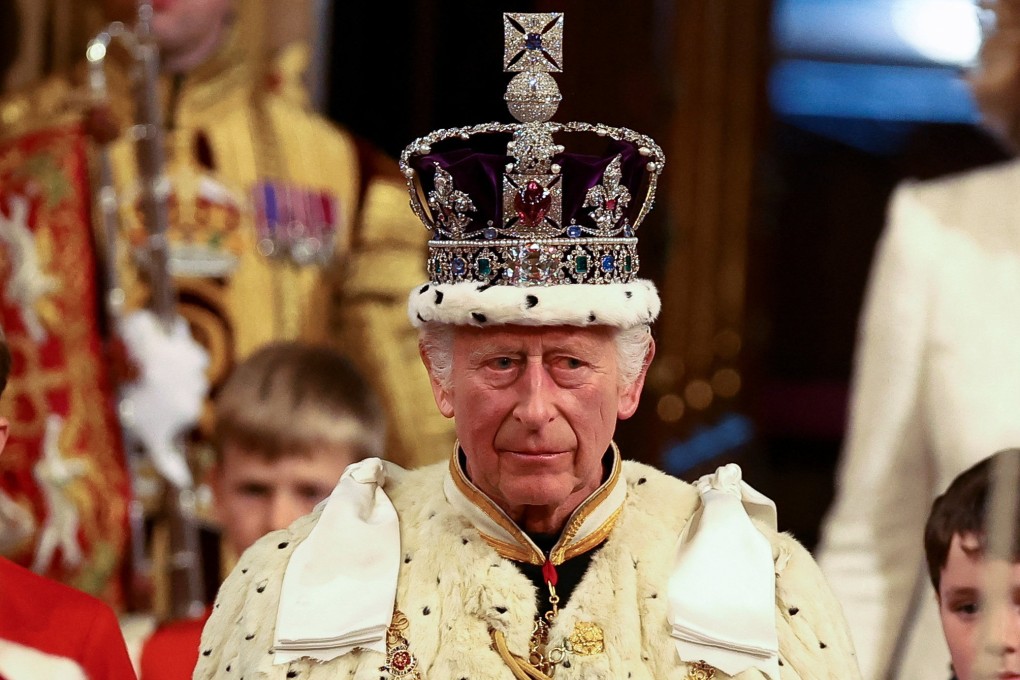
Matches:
[667,463,780,679]
[274,458,400,663]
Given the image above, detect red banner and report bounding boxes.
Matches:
[0,124,130,608]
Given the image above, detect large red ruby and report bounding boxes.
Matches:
[605,198,617,211]
[514,181,551,227]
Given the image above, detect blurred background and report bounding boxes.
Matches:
[0,0,1009,551]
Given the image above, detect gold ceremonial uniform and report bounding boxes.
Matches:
[0,23,453,469]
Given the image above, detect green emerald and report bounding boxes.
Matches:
[624,254,633,272]
[477,257,492,276]
[575,255,588,274]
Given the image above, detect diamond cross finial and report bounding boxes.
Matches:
[503,13,564,73]
[503,13,564,124]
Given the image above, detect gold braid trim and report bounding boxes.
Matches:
[491,629,554,680]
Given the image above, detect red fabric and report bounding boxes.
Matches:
[0,124,132,607]
[139,609,211,680]
[0,558,136,680]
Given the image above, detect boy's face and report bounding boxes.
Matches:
[937,533,1020,680]
[212,442,356,555]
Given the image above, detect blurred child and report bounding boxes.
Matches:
[138,341,385,680]
[924,449,1020,680]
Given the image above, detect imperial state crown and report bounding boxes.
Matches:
[403,12,663,330]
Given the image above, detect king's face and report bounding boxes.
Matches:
[432,325,643,525]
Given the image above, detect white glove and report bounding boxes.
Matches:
[117,309,209,490]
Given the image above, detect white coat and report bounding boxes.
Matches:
[817,159,1020,680]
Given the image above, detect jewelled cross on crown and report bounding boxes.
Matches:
[502,13,565,240]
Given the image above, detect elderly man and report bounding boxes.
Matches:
[194,13,859,680]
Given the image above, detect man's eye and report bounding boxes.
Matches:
[554,357,585,370]
[489,357,515,370]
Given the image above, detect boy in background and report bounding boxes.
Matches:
[924,449,1020,680]
[138,341,385,680]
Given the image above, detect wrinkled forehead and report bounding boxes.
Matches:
[452,323,617,356]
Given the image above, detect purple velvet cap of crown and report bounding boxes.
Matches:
[409,137,645,237]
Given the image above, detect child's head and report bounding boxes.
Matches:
[924,449,1020,680]
[210,342,385,554]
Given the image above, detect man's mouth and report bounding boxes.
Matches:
[503,450,567,458]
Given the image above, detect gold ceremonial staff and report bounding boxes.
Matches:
[87,2,175,330]
[86,1,206,621]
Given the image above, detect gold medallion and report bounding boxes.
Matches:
[567,621,605,656]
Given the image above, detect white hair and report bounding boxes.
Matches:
[418,323,652,391]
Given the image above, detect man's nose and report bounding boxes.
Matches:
[513,360,557,428]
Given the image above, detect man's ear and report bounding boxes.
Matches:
[0,417,8,456]
[618,337,655,420]
[419,342,455,418]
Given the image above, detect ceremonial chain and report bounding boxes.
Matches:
[528,559,569,676]
[491,558,570,679]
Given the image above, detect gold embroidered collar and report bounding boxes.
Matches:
[443,442,626,565]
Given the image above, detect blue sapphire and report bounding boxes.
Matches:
[525,33,543,50]
[601,254,615,272]
[452,257,467,275]
[623,224,634,238]
[483,227,498,240]
[567,225,582,238]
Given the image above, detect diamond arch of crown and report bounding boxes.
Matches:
[399,122,665,237]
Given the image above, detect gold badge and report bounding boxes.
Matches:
[567,621,605,656]
[381,610,421,679]
[685,660,716,680]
